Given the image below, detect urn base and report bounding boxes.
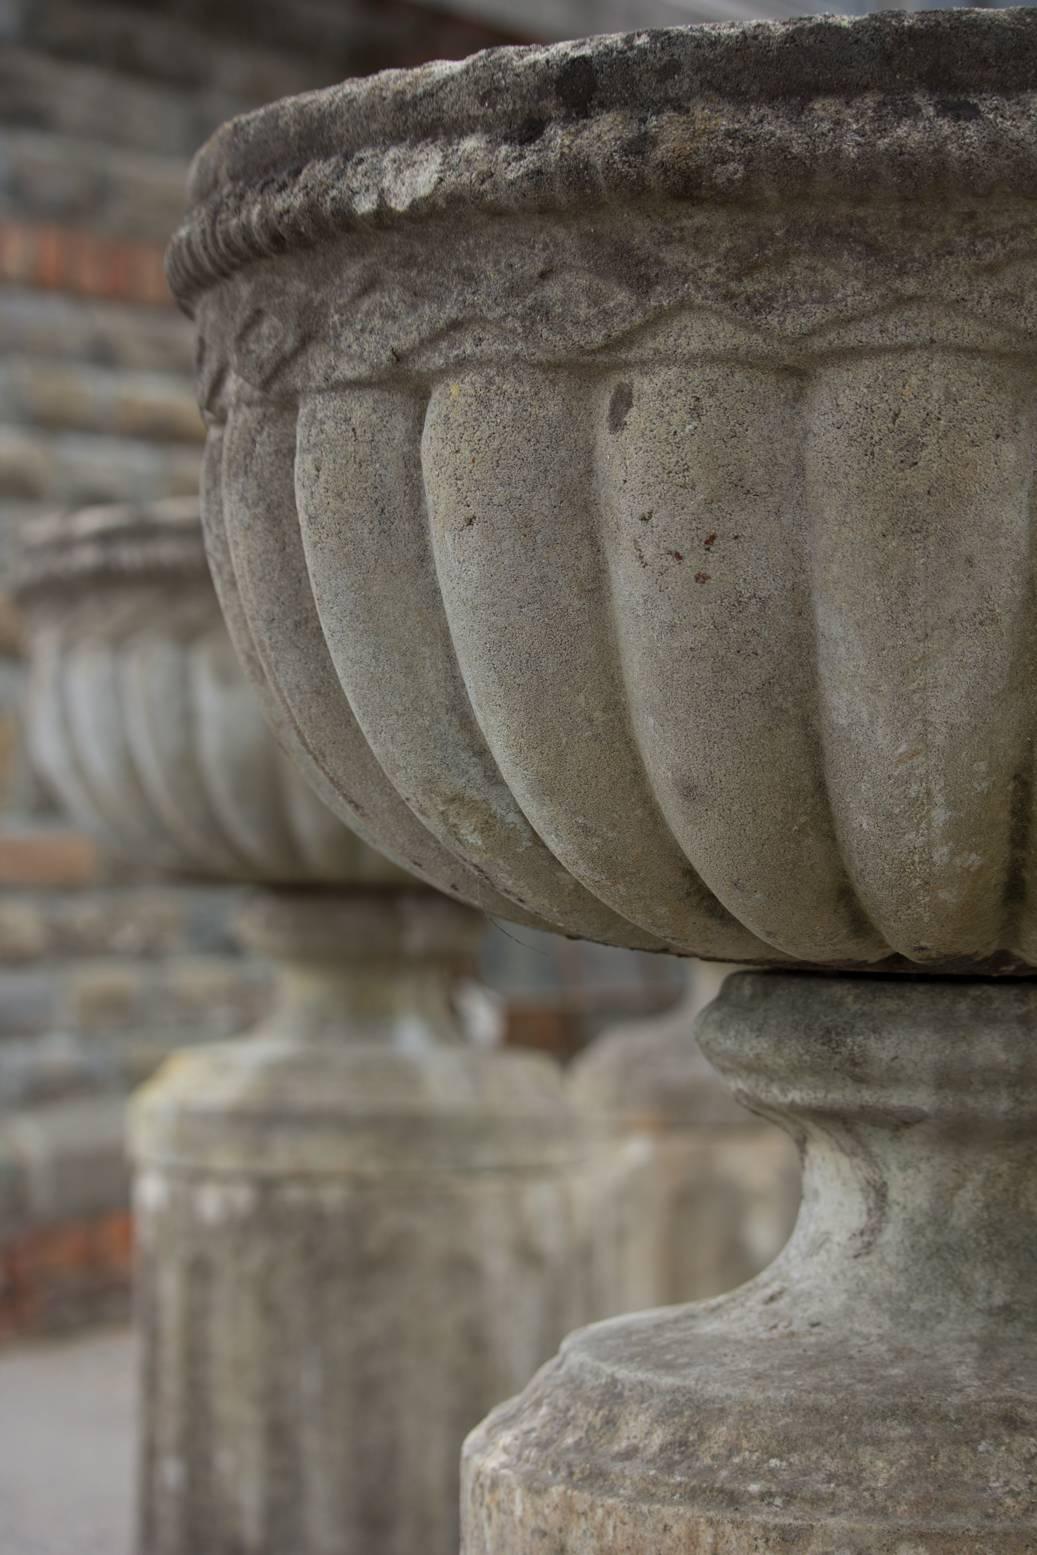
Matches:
[463,972,1037,1554]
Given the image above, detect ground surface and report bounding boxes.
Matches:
[0,1327,134,1555]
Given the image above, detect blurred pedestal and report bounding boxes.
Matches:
[133,889,586,1555]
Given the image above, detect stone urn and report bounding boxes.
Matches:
[570,963,800,1314]
[15,499,586,1555]
[169,10,1037,1550]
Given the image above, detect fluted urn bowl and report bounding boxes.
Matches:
[15,499,401,887]
[169,9,1037,971]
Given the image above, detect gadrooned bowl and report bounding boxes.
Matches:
[169,10,1037,968]
[16,499,403,887]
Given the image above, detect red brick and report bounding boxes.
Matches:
[15,1221,91,1276]
[0,1211,133,1338]
[35,226,64,289]
[0,829,103,888]
[93,1211,133,1267]
[0,221,172,306]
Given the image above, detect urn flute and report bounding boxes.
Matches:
[168,11,1037,1550]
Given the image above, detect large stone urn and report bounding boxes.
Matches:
[571,963,800,1314]
[15,500,585,1555]
[169,10,1037,1550]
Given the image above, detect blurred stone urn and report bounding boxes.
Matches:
[169,10,1037,1551]
[570,962,799,1315]
[15,499,585,1555]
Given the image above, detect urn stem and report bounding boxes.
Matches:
[234,889,486,1050]
[698,973,1037,1341]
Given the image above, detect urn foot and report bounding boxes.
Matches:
[463,972,1037,1554]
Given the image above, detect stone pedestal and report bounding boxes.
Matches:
[465,972,1037,1553]
[133,889,584,1555]
[571,966,799,1313]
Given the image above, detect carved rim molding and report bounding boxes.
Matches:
[16,498,207,602]
[169,9,1037,310]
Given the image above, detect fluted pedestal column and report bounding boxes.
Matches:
[133,889,584,1555]
[465,973,1037,1554]
[571,965,799,1314]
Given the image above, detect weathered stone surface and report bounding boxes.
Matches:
[570,966,799,1312]
[174,7,1037,972]
[134,890,585,1555]
[465,972,1037,1554]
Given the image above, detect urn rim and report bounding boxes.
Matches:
[169,8,1037,310]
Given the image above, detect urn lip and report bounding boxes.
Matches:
[15,497,207,603]
[169,8,1037,310]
